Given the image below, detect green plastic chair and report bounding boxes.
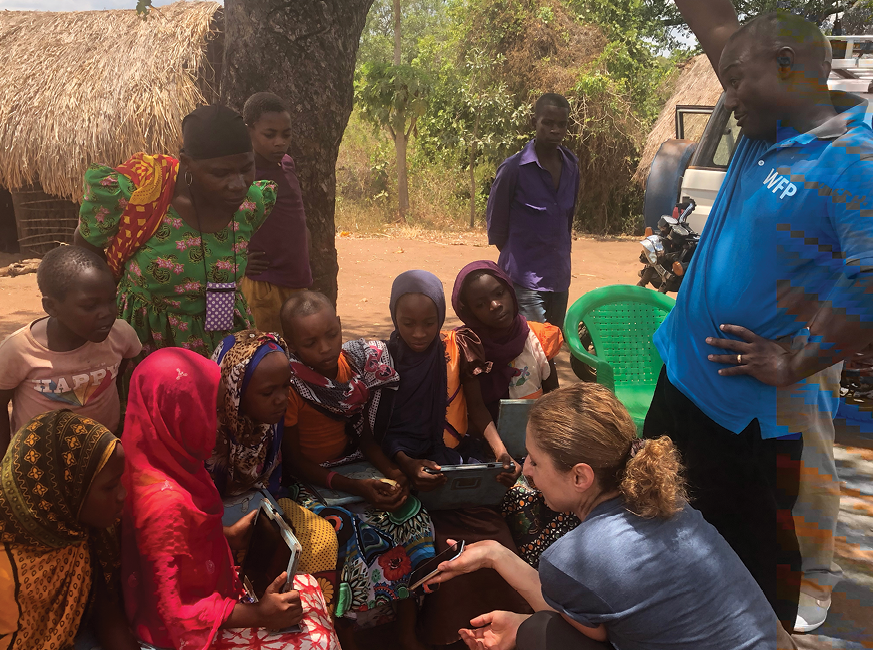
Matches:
[563,285,675,433]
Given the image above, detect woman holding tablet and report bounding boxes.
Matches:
[426,383,795,650]
[120,347,338,649]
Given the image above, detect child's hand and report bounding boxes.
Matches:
[496,453,521,488]
[246,249,270,275]
[357,478,408,512]
[410,459,448,492]
[223,510,256,551]
[397,454,447,492]
[255,572,303,630]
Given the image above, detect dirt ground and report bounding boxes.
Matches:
[0,236,870,648]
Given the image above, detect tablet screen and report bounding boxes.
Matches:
[242,507,292,600]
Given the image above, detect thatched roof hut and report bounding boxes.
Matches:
[633,55,723,185]
[0,0,223,202]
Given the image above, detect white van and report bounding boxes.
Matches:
[643,35,873,233]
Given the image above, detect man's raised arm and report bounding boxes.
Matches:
[675,0,741,73]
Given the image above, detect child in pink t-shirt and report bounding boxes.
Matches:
[0,246,141,453]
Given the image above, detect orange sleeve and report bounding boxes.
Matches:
[528,321,564,360]
[284,388,303,427]
[336,353,354,382]
[0,543,19,641]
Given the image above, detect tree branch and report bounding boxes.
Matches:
[405,115,417,139]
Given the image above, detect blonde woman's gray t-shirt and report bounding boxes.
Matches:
[539,498,780,650]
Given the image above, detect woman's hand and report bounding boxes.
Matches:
[256,572,303,630]
[356,477,408,512]
[223,510,256,551]
[496,452,521,488]
[246,249,270,276]
[397,454,448,492]
[459,611,530,650]
[424,539,502,587]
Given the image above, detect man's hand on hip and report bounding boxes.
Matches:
[706,324,798,387]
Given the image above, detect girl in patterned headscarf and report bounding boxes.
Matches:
[0,410,134,649]
[210,330,292,497]
[210,330,341,611]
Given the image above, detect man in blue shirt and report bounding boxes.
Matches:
[644,2,873,634]
[486,93,580,326]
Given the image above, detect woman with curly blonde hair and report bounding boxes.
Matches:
[427,382,795,650]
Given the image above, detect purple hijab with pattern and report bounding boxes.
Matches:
[451,260,529,407]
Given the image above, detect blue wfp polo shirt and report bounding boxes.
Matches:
[655,94,873,438]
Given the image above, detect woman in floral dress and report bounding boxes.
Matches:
[74,105,276,379]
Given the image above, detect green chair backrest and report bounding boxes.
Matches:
[564,285,675,390]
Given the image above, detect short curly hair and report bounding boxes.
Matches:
[37,245,112,301]
[243,92,290,127]
[534,92,570,116]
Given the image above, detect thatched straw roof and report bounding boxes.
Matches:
[0,1,222,201]
[633,54,724,185]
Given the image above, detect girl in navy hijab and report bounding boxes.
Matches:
[384,270,462,471]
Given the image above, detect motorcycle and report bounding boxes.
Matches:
[637,198,699,293]
[842,347,873,401]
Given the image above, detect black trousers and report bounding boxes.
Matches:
[517,611,613,650]
[643,367,802,630]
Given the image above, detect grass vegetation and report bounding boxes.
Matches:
[336,0,693,237]
[336,109,492,235]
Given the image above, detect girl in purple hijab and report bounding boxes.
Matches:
[453,261,576,568]
[451,261,563,461]
[451,261,532,408]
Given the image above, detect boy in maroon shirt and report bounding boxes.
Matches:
[241,92,313,332]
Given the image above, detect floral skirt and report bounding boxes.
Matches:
[287,483,435,620]
[501,480,581,568]
[214,573,339,650]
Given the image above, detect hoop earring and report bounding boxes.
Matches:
[185,170,194,187]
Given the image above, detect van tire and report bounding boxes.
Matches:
[643,140,697,229]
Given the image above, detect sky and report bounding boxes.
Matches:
[0,0,205,10]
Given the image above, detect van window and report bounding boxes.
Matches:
[678,112,712,141]
[712,114,740,167]
[675,106,714,141]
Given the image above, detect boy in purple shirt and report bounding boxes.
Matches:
[241,92,313,333]
[486,93,580,326]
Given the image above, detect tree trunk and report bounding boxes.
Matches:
[221,0,375,305]
[393,0,409,222]
[396,129,409,222]
[469,112,480,228]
